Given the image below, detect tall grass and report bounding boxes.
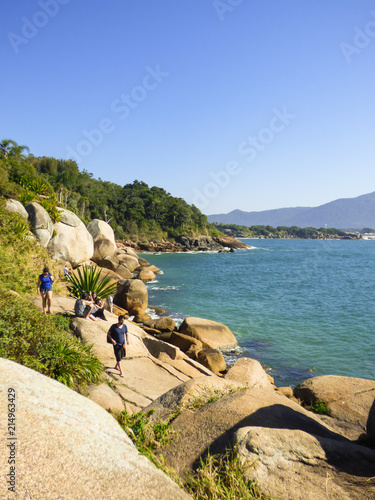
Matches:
[117,409,271,500]
[0,288,102,389]
[0,203,64,296]
[0,202,102,390]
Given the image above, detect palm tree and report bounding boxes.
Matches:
[0,139,29,159]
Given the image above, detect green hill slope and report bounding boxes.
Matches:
[0,139,218,241]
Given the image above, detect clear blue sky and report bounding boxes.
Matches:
[1,0,375,215]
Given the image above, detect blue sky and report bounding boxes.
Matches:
[1,0,375,215]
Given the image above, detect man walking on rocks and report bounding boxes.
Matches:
[107,315,129,378]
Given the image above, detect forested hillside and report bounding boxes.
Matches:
[0,139,215,240]
[214,223,359,239]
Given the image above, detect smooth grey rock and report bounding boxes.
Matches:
[26,201,53,246]
[0,358,190,500]
[87,219,117,261]
[5,198,29,219]
[47,219,94,267]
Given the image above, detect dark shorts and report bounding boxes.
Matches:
[114,344,126,362]
[40,287,52,293]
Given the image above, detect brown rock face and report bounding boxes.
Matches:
[116,254,140,271]
[166,331,203,352]
[160,387,347,475]
[137,269,157,282]
[0,359,191,500]
[179,317,238,349]
[114,279,148,316]
[115,264,134,279]
[197,348,226,375]
[144,317,176,332]
[225,357,273,391]
[100,255,119,271]
[294,375,375,439]
[367,399,375,444]
[235,426,375,500]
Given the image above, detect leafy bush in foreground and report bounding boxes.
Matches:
[0,289,102,390]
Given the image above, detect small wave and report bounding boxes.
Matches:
[145,307,160,319]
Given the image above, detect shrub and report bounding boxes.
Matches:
[0,289,102,390]
[67,264,118,299]
[307,399,331,415]
[184,448,270,500]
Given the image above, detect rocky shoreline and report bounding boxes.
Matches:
[3,199,375,499]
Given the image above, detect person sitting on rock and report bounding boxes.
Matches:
[74,292,94,320]
[88,298,107,321]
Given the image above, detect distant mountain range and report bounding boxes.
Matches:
[207,191,375,230]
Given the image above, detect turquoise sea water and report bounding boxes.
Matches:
[141,239,375,387]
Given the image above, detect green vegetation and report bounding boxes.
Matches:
[0,289,102,390]
[182,386,243,411]
[0,202,103,391]
[1,138,217,241]
[214,223,350,239]
[117,409,270,499]
[184,449,271,500]
[307,399,331,415]
[67,264,118,299]
[118,410,175,462]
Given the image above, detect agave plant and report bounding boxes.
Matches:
[67,264,118,299]
[11,217,31,239]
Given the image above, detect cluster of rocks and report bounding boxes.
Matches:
[3,316,375,500]
[118,235,248,252]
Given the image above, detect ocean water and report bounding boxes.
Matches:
[141,239,375,387]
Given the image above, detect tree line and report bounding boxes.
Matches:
[214,223,353,239]
[0,139,214,240]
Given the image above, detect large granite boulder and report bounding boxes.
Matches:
[165,331,203,352]
[47,211,94,267]
[100,255,120,271]
[179,317,238,349]
[0,358,190,500]
[136,268,157,282]
[236,426,375,500]
[116,253,140,272]
[225,357,273,391]
[115,264,134,279]
[143,375,244,422]
[197,348,226,375]
[26,201,53,247]
[159,386,348,475]
[57,207,82,227]
[144,317,176,332]
[117,246,139,258]
[294,375,375,440]
[114,279,148,316]
[367,399,375,444]
[5,198,29,220]
[87,219,117,262]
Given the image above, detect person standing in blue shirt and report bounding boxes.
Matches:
[107,315,129,378]
[37,267,54,314]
